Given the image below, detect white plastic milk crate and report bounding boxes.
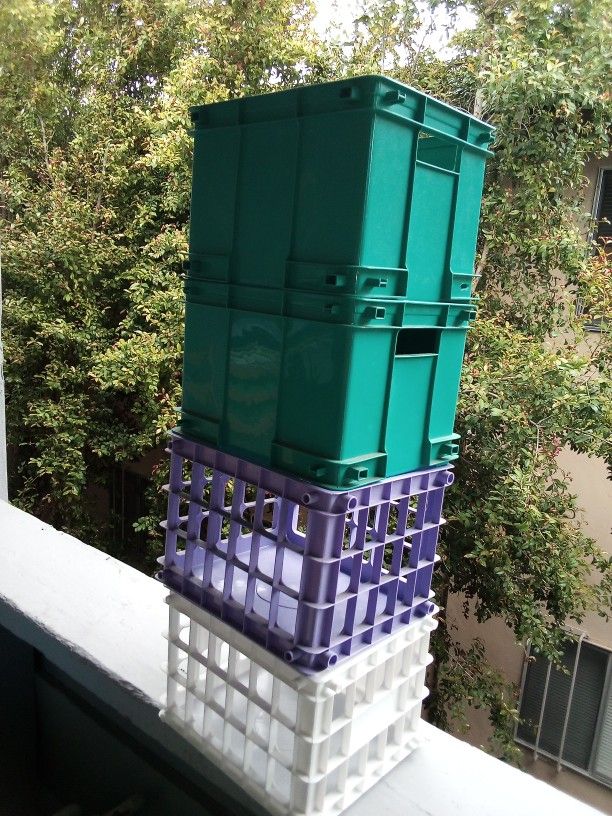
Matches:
[161,592,437,816]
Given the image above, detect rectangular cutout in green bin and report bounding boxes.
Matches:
[187,75,494,304]
[396,328,440,356]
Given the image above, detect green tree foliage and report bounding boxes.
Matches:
[1,0,327,543]
[1,0,610,757]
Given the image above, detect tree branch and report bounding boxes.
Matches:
[94,144,111,222]
[38,116,52,182]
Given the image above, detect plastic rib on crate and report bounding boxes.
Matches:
[159,432,451,672]
[162,592,437,816]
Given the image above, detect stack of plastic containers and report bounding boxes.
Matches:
[158,75,494,816]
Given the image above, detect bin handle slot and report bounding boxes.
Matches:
[416,132,460,173]
[395,329,439,356]
[339,85,358,100]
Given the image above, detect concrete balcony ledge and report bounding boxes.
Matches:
[0,500,605,816]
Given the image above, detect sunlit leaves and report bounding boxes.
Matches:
[0,0,327,538]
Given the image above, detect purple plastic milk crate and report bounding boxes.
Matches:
[159,432,452,672]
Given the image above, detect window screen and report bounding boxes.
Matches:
[577,168,612,330]
[517,638,611,787]
[594,169,612,242]
[593,686,612,784]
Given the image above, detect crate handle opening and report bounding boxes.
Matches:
[416,132,459,173]
[395,329,439,356]
[339,86,357,100]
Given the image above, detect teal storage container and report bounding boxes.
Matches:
[187,75,494,303]
[179,280,474,489]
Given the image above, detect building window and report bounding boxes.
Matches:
[593,168,612,244]
[577,167,612,331]
[516,637,612,787]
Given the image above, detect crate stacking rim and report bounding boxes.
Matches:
[162,591,438,816]
[160,433,451,672]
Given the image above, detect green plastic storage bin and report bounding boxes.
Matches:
[179,280,474,489]
[187,75,494,303]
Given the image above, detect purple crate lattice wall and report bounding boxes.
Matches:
[159,433,452,672]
